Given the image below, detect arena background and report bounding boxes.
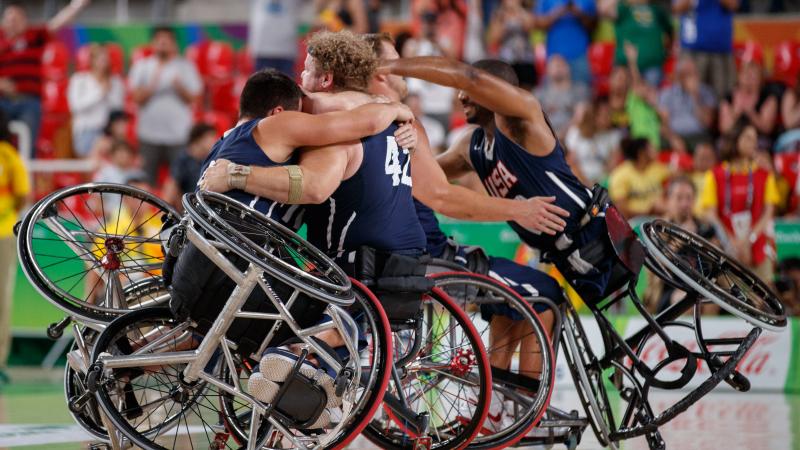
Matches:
[3,1,800,449]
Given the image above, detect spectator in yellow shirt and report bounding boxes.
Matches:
[0,111,30,383]
[699,119,779,284]
[609,136,670,219]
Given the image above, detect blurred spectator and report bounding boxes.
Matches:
[93,139,138,184]
[0,0,90,149]
[0,110,29,384]
[646,176,719,313]
[534,55,590,137]
[366,0,382,33]
[691,140,717,207]
[316,0,368,33]
[623,43,662,148]
[88,110,130,165]
[163,123,218,207]
[67,44,125,158]
[599,0,673,87]
[128,26,202,186]
[657,54,716,152]
[609,136,670,218]
[719,62,778,138]
[564,98,622,186]
[487,0,537,89]
[534,0,597,85]
[249,0,305,76]
[404,10,457,134]
[411,0,467,60]
[608,65,631,128]
[406,93,446,152]
[775,71,800,154]
[776,258,800,316]
[462,0,487,63]
[673,0,738,99]
[700,118,779,283]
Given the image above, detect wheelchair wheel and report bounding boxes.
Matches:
[362,286,492,450]
[18,183,177,324]
[184,191,353,306]
[641,220,786,331]
[218,278,393,449]
[64,331,108,442]
[91,307,234,450]
[429,272,556,450]
[561,305,617,449]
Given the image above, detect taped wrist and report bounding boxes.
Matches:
[227,163,251,191]
[286,165,303,204]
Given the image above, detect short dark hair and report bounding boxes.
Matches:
[151,26,176,40]
[189,123,217,145]
[621,137,650,161]
[472,59,520,87]
[666,175,696,196]
[239,69,303,119]
[4,1,27,13]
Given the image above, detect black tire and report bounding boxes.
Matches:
[91,307,232,450]
[362,287,492,450]
[64,330,108,442]
[641,220,786,331]
[18,183,178,324]
[429,272,556,450]
[184,190,352,305]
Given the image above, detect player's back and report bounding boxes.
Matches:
[200,119,304,230]
[305,124,426,260]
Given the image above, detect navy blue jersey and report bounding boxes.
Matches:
[469,127,591,252]
[414,199,448,257]
[200,119,304,230]
[305,125,426,258]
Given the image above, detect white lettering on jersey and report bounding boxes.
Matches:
[484,160,518,198]
[385,137,412,187]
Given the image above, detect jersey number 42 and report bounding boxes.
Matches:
[385,137,412,187]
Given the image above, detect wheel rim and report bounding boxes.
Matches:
[184,191,353,305]
[430,273,555,448]
[20,183,177,321]
[641,220,786,331]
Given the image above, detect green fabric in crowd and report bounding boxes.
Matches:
[626,92,661,148]
[613,2,673,71]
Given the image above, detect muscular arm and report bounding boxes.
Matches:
[205,144,353,204]
[381,56,555,154]
[262,102,411,149]
[436,128,474,179]
[48,0,90,32]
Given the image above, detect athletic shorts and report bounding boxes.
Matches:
[449,246,563,320]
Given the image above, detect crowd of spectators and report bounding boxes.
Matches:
[2,0,800,313]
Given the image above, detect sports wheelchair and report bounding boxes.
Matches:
[17,185,495,450]
[424,206,786,450]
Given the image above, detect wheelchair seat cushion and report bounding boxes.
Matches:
[354,248,433,322]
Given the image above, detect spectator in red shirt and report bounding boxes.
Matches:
[0,0,90,151]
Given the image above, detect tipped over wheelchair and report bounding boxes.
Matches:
[426,186,786,450]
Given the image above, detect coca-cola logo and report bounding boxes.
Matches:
[622,330,779,378]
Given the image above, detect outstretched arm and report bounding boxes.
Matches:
[381,56,541,122]
[48,0,91,31]
[412,123,569,235]
[263,102,413,149]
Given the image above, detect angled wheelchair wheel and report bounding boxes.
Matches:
[641,220,786,331]
[429,272,556,450]
[218,278,393,450]
[64,330,108,442]
[90,308,216,449]
[18,183,177,324]
[184,191,353,306]
[362,286,492,450]
[561,305,617,449]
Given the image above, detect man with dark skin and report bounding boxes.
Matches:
[379,55,621,388]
